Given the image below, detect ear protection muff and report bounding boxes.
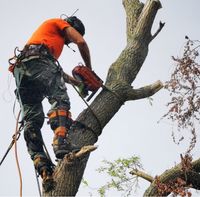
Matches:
[65,16,85,36]
[66,16,75,26]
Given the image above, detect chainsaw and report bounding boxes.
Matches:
[72,64,103,101]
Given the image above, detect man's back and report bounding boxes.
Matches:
[27,18,70,59]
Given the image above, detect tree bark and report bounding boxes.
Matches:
[43,0,163,196]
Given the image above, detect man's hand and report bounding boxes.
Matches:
[62,71,88,98]
[63,72,82,86]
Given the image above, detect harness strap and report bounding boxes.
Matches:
[8,44,54,73]
[48,109,71,119]
[54,126,67,137]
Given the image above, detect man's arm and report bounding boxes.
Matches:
[64,27,92,69]
[62,72,81,86]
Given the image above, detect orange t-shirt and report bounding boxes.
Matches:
[26,18,70,59]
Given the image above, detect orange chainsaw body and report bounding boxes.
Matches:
[72,65,103,92]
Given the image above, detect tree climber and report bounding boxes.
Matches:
[9,16,92,190]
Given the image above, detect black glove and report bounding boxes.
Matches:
[77,83,88,98]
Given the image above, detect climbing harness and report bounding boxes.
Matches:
[8,44,55,73]
[8,47,22,73]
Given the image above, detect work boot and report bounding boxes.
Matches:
[41,168,56,192]
[53,136,80,159]
[34,155,55,192]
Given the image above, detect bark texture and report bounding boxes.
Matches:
[43,0,164,196]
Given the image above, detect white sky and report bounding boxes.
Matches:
[0,0,200,196]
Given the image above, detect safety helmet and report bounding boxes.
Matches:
[65,16,85,36]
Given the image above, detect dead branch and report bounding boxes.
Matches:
[130,169,154,183]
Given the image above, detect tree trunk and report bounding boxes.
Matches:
[43,0,163,196]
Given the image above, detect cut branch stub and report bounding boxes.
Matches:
[44,146,97,197]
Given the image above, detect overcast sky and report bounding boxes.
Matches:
[1,0,200,196]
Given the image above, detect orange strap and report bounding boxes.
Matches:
[48,109,71,119]
[55,126,67,137]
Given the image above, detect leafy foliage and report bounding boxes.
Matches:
[82,178,89,187]
[156,38,200,196]
[96,156,142,196]
[163,37,200,154]
[155,176,192,197]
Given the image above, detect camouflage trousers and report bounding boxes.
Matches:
[14,57,70,172]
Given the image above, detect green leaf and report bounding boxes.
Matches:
[82,178,89,187]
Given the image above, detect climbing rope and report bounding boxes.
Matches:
[14,110,43,197]
[71,84,102,132]
[71,83,124,137]
[34,168,42,197]
[13,110,23,197]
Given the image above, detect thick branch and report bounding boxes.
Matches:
[126,80,163,101]
[144,158,200,196]
[123,0,144,43]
